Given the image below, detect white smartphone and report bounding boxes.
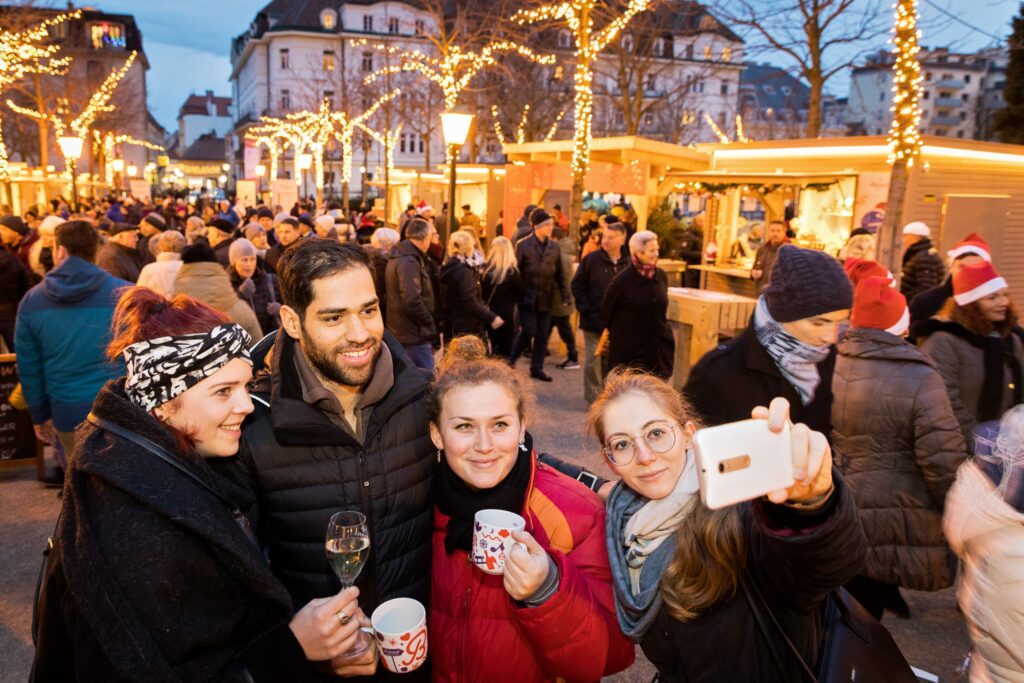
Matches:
[693,419,794,510]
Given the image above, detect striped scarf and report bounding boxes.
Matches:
[753,297,831,405]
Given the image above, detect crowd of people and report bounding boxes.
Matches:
[3,190,1022,682]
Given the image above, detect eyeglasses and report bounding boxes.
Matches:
[602,423,681,466]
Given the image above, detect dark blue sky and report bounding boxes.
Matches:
[88,0,1020,132]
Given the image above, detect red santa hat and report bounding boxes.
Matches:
[946,232,992,263]
[954,261,1008,306]
[852,276,909,336]
[843,258,895,288]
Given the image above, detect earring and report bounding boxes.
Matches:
[519,441,527,452]
[436,448,442,463]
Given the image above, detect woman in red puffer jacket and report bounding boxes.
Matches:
[428,337,634,683]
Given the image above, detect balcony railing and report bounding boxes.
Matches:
[931,115,962,126]
[934,96,963,108]
[933,79,966,89]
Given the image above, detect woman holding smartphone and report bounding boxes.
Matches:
[32,289,370,682]
[591,369,866,682]
[428,336,634,682]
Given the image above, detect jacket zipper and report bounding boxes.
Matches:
[355,446,378,610]
[458,561,473,683]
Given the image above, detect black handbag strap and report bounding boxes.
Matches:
[741,571,820,683]
[85,413,258,547]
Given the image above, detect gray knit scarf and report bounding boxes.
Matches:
[753,296,831,405]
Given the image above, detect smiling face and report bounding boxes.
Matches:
[155,358,254,458]
[780,308,850,347]
[430,382,525,491]
[599,391,690,500]
[635,238,659,265]
[976,288,1010,322]
[280,265,384,388]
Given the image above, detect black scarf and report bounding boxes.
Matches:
[924,319,1024,421]
[435,432,534,555]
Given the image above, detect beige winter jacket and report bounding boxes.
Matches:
[945,460,1024,682]
[174,261,263,342]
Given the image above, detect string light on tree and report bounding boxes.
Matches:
[735,115,749,143]
[69,51,137,139]
[492,104,567,145]
[704,112,731,144]
[0,9,81,177]
[887,0,923,166]
[362,39,554,111]
[356,121,402,172]
[511,0,653,236]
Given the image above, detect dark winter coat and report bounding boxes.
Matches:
[684,323,837,435]
[385,240,437,345]
[919,318,1024,445]
[832,327,967,591]
[230,267,281,336]
[480,268,524,322]
[641,474,866,682]
[14,256,127,431]
[907,277,953,342]
[96,241,142,283]
[0,247,30,348]
[31,381,316,683]
[571,247,629,333]
[439,257,495,339]
[515,233,570,314]
[234,331,436,614]
[213,237,235,268]
[752,240,786,293]
[550,237,577,318]
[367,246,390,320]
[900,238,945,302]
[601,266,674,379]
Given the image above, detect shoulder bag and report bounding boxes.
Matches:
[741,572,919,683]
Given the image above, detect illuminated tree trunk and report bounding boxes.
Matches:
[569,58,593,243]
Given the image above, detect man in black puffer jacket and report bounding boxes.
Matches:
[234,240,434,680]
[385,218,438,371]
[899,221,945,303]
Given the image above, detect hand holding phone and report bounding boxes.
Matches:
[751,398,833,506]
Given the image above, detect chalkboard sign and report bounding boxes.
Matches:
[0,353,38,467]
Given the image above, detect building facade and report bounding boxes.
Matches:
[847,47,1009,141]
[176,91,234,152]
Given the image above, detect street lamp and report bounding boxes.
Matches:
[127,164,138,177]
[57,135,83,212]
[440,111,474,242]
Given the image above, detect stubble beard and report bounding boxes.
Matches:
[301,326,382,388]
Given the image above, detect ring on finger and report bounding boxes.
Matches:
[336,609,352,627]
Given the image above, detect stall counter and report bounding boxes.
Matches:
[691,265,757,298]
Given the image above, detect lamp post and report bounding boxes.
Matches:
[440,112,474,243]
[57,135,83,212]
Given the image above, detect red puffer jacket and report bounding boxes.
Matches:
[430,458,634,683]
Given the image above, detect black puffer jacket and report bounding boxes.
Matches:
[907,277,953,342]
[385,241,437,345]
[515,233,569,313]
[832,327,966,591]
[235,331,435,614]
[0,247,30,347]
[32,380,313,683]
[481,268,524,322]
[439,257,496,339]
[900,239,945,302]
[642,474,866,682]
[571,248,629,333]
[684,322,837,435]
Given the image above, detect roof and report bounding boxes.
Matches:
[179,92,232,119]
[638,1,742,43]
[739,63,810,111]
[0,6,146,55]
[177,133,227,162]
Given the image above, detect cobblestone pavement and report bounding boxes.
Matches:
[0,332,971,682]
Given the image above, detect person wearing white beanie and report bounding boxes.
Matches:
[899,220,945,302]
[137,231,186,298]
[314,214,337,240]
[228,238,281,334]
[29,215,65,277]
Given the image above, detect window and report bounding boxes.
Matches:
[961,93,969,101]
[614,110,624,127]
[553,65,564,80]
[643,112,654,127]
[363,15,374,32]
[721,82,728,95]
[89,22,125,49]
[389,17,400,34]
[415,19,425,34]
[923,91,929,100]
[879,91,885,102]
[362,52,374,73]
[320,9,337,30]
[959,111,967,120]
[722,47,732,62]
[622,33,634,51]
[400,133,407,153]
[280,89,290,111]
[925,72,932,81]
[280,48,290,70]
[324,90,335,108]
[965,75,971,83]
[764,85,775,95]
[323,50,335,71]
[703,44,712,60]
[957,130,964,138]
[646,75,657,92]
[781,85,792,96]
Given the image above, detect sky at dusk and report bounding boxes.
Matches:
[82,0,1021,133]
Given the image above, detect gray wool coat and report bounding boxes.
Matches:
[832,327,967,591]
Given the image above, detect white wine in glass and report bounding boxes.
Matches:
[325,510,371,657]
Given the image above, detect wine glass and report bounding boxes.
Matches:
[326,510,371,656]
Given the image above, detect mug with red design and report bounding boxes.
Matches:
[471,509,527,575]
[370,597,428,674]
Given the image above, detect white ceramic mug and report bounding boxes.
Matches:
[471,509,527,575]
[371,597,428,674]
